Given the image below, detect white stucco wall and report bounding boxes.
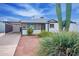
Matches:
[22,29,41,35]
[22,22,78,35]
[48,23,77,32]
[49,23,59,32]
[33,30,41,34]
[45,23,48,31]
[69,23,77,32]
[76,22,79,32]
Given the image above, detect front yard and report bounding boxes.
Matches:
[14,31,79,56]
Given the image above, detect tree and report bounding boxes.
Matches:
[65,3,72,31]
[56,3,63,31]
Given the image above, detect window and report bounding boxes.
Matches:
[22,23,41,30]
[22,24,27,29]
[34,24,41,30]
[27,24,34,29]
[50,24,54,28]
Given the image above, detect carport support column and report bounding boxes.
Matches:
[45,23,49,32]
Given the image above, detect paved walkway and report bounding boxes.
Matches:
[0,33,5,37]
[0,33,20,56]
[14,36,39,56]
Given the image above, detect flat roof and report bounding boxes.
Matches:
[0,19,76,24]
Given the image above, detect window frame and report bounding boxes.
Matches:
[50,24,54,28]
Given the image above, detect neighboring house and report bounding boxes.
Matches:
[0,22,5,33]
[0,18,78,35]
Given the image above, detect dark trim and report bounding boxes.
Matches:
[70,21,76,24]
[48,19,58,23]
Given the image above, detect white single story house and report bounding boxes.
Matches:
[0,18,78,35]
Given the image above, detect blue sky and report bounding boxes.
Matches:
[0,3,79,22]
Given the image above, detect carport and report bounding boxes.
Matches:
[5,21,21,33]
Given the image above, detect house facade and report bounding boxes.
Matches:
[0,18,78,35]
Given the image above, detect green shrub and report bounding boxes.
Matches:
[38,31,53,37]
[38,32,79,56]
[27,27,33,35]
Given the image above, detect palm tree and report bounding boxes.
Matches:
[56,3,63,31]
[65,3,72,31]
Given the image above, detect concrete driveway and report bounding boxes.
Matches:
[0,33,21,56]
[0,33,5,37]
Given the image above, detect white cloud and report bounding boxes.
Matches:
[0,16,21,21]
[15,8,42,17]
[14,4,43,18]
[6,16,21,21]
[0,4,44,19]
[2,4,18,13]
